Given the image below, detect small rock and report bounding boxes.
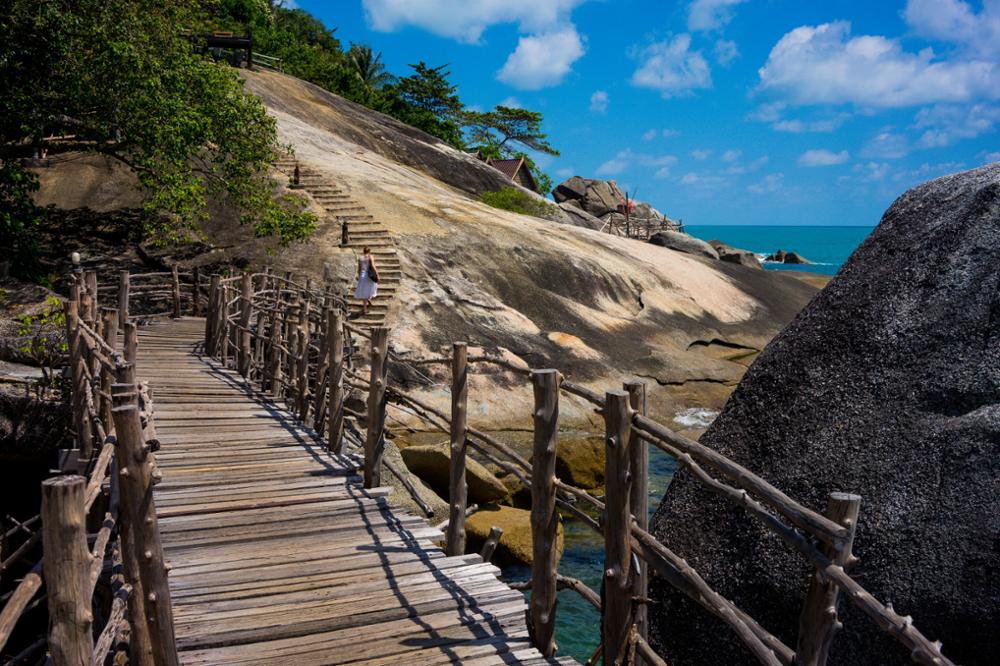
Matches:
[709,240,763,269]
[783,251,811,264]
[465,504,564,567]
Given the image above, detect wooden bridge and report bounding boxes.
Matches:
[0,268,959,666]
[141,317,565,664]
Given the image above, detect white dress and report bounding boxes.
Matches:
[354,256,378,300]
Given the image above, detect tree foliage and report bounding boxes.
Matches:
[0,0,316,278]
[465,106,559,195]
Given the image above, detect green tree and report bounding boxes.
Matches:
[348,44,394,91]
[0,0,315,277]
[386,62,465,148]
[466,106,559,195]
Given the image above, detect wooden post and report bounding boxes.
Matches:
[625,379,649,660]
[191,267,201,316]
[100,308,120,433]
[238,274,252,377]
[796,493,862,666]
[66,285,92,459]
[328,310,346,455]
[205,275,220,352]
[220,286,231,366]
[85,271,98,326]
[446,342,469,557]
[312,308,334,430]
[41,476,94,665]
[268,309,284,398]
[479,526,503,563]
[341,220,349,247]
[170,265,181,319]
[112,335,180,666]
[365,327,389,488]
[603,390,634,666]
[296,327,309,420]
[529,369,559,658]
[118,270,130,331]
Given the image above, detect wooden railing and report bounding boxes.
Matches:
[200,270,957,666]
[0,273,178,666]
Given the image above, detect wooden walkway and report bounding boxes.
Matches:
[137,318,573,665]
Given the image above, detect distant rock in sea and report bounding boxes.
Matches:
[649,162,1000,665]
[766,249,813,264]
[708,240,763,269]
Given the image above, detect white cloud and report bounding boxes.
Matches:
[500,96,523,108]
[362,0,586,43]
[861,131,910,159]
[630,34,712,98]
[642,129,658,141]
[758,21,1000,108]
[914,104,1000,147]
[688,0,746,32]
[555,166,575,178]
[680,172,702,185]
[904,0,1000,59]
[854,161,891,182]
[714,39,739,66]
[596,149,677,176]
[747,173,784,194]
[985,151,1000,163]
[498,26,585,89]
[772,115,848,133]
[589,90,609,113]
[798,149,849,166]
[721,149,742,162]
[691,149,712,160]
[642,128,680,141]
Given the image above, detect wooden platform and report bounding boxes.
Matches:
[135,318,575,665]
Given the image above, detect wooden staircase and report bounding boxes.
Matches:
[275,157,400,328]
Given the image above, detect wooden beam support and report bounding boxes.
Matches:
[529,368,559,658]
[446,342,468,557]
[65,284,92,459]
[205,274,220,352]
[100,308,119,434]
[41,475,94,666]
[364,326,389,488]
[603,390,634,666]
[796,493,862,666]
[191,267,201,317]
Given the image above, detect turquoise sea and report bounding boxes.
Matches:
[686,225,876,276]
[502,224,875,662]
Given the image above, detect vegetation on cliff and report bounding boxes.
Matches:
[0,0,317,278]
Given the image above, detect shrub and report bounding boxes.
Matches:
[481,187,557,218]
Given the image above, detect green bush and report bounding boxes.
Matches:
[481,187,556,218]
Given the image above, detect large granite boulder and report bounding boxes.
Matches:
[649,231,719,259]
[400,442,510,504]
[557,200,605,230]
[465,504,564,567]
[552,176,625,217]
[649,163,1000,665]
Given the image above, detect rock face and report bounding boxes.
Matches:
[554,435,605,489]
[552,176,624,217]
[649,163,1000,666]
[649,231,720,260]
[709,240,763,269]
[400,442,509,504]
[465,504,564,567]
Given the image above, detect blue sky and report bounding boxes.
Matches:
[293,0,1000,226]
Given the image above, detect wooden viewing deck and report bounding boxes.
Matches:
[138,317,574,665]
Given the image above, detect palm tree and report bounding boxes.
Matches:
[348,44,394,91]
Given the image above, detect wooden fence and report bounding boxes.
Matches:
[0,272,179,665]
[200,270,957,666]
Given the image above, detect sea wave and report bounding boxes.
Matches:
[672,407,720,428]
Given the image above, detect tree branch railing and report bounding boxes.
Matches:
[193,271,958,666]
[0,272,179,666]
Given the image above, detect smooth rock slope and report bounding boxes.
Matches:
[649,163,1000,665]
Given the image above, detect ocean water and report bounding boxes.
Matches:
[685,225,875,276]
[501,225,874,662]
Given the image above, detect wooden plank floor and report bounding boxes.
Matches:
[136,318,576,665]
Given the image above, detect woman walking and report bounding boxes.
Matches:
[354,246,378,315]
